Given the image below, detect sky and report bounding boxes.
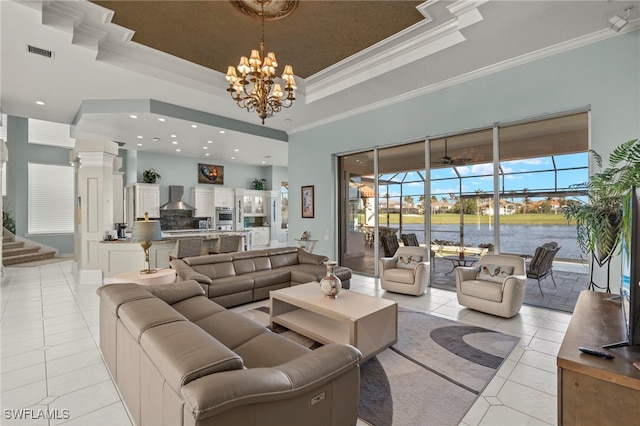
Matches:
[378,152,588,202]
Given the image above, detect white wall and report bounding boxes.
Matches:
[287,31,640,290]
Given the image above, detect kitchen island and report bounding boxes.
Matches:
[99,229,251,278]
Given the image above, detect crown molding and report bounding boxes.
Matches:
[289,26,638,136]
[304,0,486,103]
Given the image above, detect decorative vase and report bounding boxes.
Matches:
[319,261,342,298]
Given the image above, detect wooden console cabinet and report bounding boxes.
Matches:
[557,290,640,425]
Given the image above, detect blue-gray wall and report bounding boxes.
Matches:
[128,151,277,206]
[287,31,640,270]
[4,116,75,254]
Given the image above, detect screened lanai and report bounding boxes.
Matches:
[338,111,590,282]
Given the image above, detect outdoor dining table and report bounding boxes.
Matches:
[443,255,481,275]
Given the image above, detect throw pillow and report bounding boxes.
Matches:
[476,264,515,283]
[397,255,422,270]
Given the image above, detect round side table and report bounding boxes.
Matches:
[113,268,176,286]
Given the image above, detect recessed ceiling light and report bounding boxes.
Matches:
[130,115,138,119]
[205,153,210,156]
[203,146,208,150]
[137,143,142,146]
[172,141,178,145]
[171,134,177,138]
[35,101,45,106]
[137,136,143,139]
[176,149,181,152]
[207,140,213,144]
[219,130,225,134]
[158,118,166,122]
[234,148,239,152]
[191,124,197,128]
[231,156,235,160]
[261,161,266,164]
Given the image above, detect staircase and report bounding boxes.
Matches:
[2,233,57,266]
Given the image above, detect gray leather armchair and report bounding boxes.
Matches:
[379,246,430,295]
[455,254,527,318]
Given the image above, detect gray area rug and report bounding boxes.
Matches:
[239,306,519,426]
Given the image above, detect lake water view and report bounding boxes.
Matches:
[397,223,583,260]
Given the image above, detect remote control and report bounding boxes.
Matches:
[579,346,614,359]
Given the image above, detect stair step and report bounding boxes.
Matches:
[2,251,57,266]
[2,241,25,251]
[3,246,41,256]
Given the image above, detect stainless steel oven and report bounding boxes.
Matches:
[215,207,234,230]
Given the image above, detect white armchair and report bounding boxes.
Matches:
[454,254,527,318]
[379,246,430,295]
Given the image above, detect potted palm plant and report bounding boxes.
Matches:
[564,139,640,291]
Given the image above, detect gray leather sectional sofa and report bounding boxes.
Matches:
[97,280,361,426]
[169,246,352,308]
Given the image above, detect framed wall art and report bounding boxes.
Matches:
[198,164,224,185]
[301,185,314,218]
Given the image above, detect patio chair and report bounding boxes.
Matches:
[400,233,420,246]
[527,242,561,295]
[455,254,527,318]
[379,246,430,295]
[381,235,400,257]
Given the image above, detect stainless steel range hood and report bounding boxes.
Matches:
[160,185,196,211]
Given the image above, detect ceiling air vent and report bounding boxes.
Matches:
[27,45,54,59]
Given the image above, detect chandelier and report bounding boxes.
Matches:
[225,1,297,124]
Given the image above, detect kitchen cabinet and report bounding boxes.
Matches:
[235,190,245,230]
[268,190,282,245]
[99,240,174,277]
[242,190,266,216]
[213,187,235,207]
[191,187,214,217]
[126,183,160,226]
[248,227,270,247]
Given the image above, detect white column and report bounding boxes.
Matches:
[70,139,119,282]
[0,139,7,277]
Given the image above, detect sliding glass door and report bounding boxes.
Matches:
[339,151,375,275]
[337,110,588,281]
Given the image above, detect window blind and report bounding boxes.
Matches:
[28,118,75,148]
[0,113,7,141]
[28,162,74,234]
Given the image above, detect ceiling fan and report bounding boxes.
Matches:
[432,139,472,166]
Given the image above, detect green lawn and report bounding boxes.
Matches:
[368,213,574,226]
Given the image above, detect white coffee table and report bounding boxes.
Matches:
[270,282,397,361]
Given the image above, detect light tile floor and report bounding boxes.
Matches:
[1,261,571,425]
